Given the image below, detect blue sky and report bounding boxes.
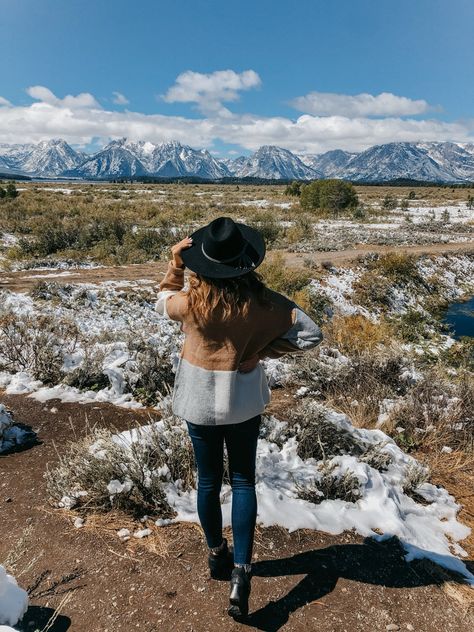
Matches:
[1,0,473,155]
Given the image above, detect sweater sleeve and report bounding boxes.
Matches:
[155,261,186,321]
[258,304,323,360]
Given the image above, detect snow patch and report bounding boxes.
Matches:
[0,565,28,628]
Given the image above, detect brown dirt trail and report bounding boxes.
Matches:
[0,392,473,632]
[2,241,474,294]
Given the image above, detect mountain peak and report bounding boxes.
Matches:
[0,138,473,181]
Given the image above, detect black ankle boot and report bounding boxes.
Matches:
[208,537,234,580]
[228,565,252,619]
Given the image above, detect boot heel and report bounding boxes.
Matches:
[228,567,251,619]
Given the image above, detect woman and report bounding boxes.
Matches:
[155,216,322,619]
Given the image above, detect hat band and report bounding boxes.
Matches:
[201,241,249,264]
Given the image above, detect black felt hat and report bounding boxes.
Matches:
[180,216,266,278]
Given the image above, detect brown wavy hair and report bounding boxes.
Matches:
[187,270,272,325]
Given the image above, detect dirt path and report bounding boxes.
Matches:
[1,392,473,632]
[1,241,474,294]
[280,240,474,267]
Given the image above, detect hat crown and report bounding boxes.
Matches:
[202,217,246,262]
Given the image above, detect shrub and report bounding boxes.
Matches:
[289,340,407,428]
[439,337,474,372]
[325,314,392,356]
[391,309,433,343]
[30,280,74,301]
[130,343,175,406]
[292,286,331,326]
[0,313,79,384]
[259,252,311,297]
[401,462,430,500]
[300,179,358,217]
[286,399,395,462]
[352,205,367,220]
[45,416,196,517]
[295,460,362,504]
[285,181,302,197]
[360,444,393,471]
[284,213,313,244]
[318,179,358,215]
[352,271,393,309]
[20,223,81,256]
[382,194,397,210]
[64,345,110,392]
[247,211,283,246]
[4,183,19,199]
[369,252,423,285]
[385,371,474,452]
[291,401,365,461]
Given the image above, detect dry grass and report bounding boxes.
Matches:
[289,400,365,461]
[45,415,196,518]
[382,369,474,453]
[285,399,394,473]
[0,312,79,384]
[352,270,394,309]
[2,182,473,267]
[259,251,311,296]
[294,460,362,504]
[287,341,406,429]
[324,313,393,355]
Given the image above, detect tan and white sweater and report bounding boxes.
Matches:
[155,261,323,425]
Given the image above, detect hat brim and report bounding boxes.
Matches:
[180,222,266,279]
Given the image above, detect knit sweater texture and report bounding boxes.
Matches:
[155,261,323,425]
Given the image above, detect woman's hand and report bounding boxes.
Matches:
[171,236,193,268]
[238,354,260,373]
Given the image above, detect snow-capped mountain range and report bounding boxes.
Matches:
[1,137,474,182]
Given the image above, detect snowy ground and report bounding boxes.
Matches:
[0,565,28,629]
[1,254,473,408]
[78,405,471,584]
[310,253,474,318]
[0,404,36,454]
[1,253,474,587]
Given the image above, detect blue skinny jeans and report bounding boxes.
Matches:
[185,415,261,565]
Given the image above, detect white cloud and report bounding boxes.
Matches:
[291,91,433,117]
[162,69,261,115]
[26,85,100,109]
[0,82,472,154]
[215,113,470,153]
[0,96,11,107]
[112,91,129,105]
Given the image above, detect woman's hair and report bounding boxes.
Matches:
[187,270,271,325]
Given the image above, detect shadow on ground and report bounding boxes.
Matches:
[244,536,472,632]
[17,606,71,631]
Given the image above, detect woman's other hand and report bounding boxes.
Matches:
[238,354,260,373]
[171,236,193,268]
